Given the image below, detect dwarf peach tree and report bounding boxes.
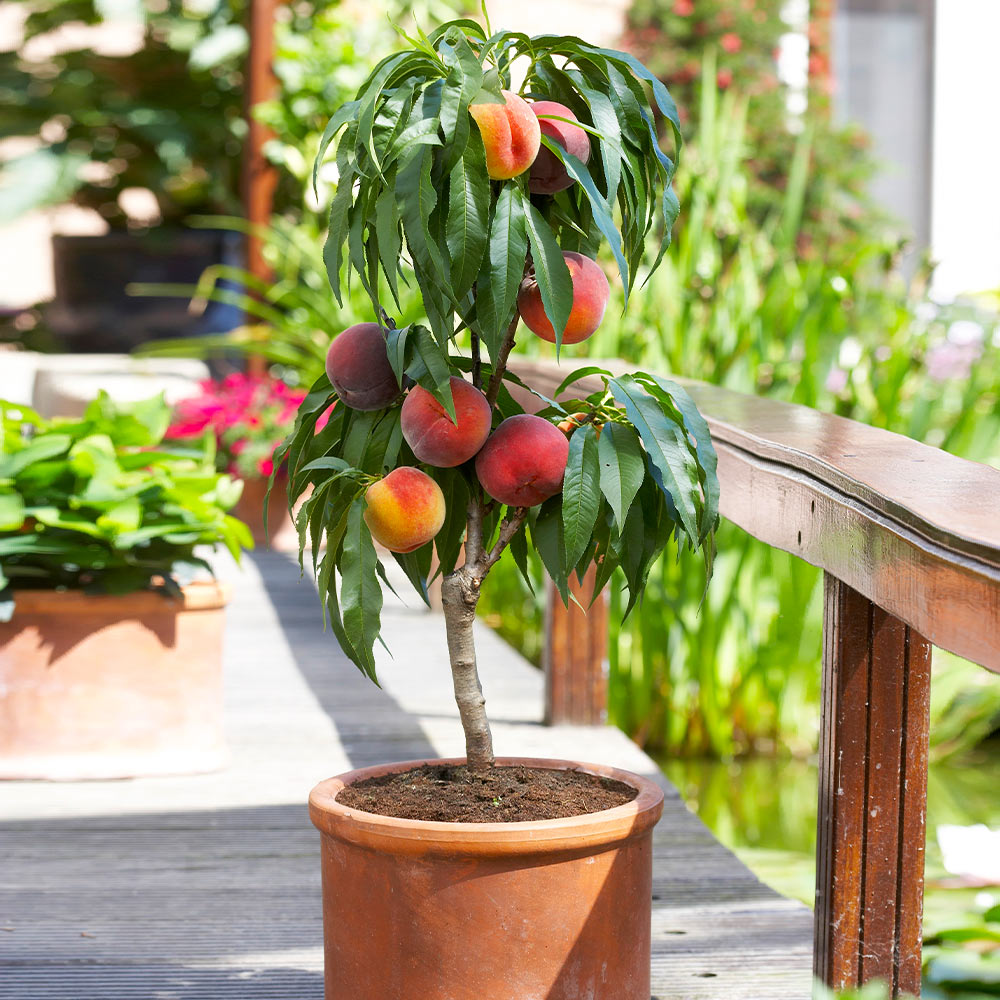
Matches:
[274,17,720,773]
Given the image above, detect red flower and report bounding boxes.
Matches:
[717,68,733,89]
[720,32,742,53]
[673,0,694,15]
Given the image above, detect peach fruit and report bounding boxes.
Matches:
[517,252,611,345]
[529,100,591,195]
[325,323,401,411]
[475,414,570,507]
[469,90,541,180]
[400,376,492,468]
[363,467,445,553]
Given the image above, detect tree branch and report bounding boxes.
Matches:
[485,312,520,408]
[482,506,529,571]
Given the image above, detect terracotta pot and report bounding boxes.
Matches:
[0,583,229,780]
[309,757,664,1000]
[234,475,300,551]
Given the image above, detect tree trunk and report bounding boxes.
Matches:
[441,571,494,772]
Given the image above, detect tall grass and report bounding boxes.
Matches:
[480,74,1000,759]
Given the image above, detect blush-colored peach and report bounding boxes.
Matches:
[363,467,445,553]
[325,323,401,411]
[475,414,570,507]
[469,90,541,180]
[529,100,591,195]
[517,252,611,345]
[400,377,492,468]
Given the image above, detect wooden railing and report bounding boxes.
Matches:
[513,359,1000,998]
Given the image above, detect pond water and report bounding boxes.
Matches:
[659,741,1000,933]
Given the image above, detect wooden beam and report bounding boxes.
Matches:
[242,0,279,374]
[544,566,607,725]
[814,574,932,996]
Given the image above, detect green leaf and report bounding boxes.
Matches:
[608,374,702,545]
[561,424,601,569]
[532,496,568,603]
[475,184,528,360]
[508,520,533,592]
[446,139,490,300]
[323,167,356,306]
[597,422,645,531]
[340,498,383,681]
[522,191,574,353]
[0,434,73,479]
[0,493,25,531]
[313,100,360,196]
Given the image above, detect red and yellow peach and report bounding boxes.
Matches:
[325,323,401,411]
[400,377,492,468]
[517,252,611,345]
[475,414,569,507]
[529,100,591,195]
[363,467,445,553]
[469,90,541,180]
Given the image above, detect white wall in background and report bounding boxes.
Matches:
[931,0,1000,299]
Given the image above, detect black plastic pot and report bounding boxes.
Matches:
[46,228,243,353]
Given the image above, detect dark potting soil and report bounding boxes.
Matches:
[335,763,638,822]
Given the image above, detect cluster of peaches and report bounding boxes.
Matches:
[325,90,614,555]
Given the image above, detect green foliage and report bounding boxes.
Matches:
[0,394,250,617]
[924,902,1000,998]
[283,19,719,682]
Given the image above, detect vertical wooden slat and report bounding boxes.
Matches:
[814,573,932,996]
[544,567,608,725]
[242,0,279,375]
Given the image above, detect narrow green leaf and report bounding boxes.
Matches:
[608,374,702,545]
[597,422,645,531]
[521,191,573,353]
[313,100,360,195]
[475,184,527,359]
[561,424,601,569]
[323,168,356,306]
[446,139,491,299]
[340,498,383,681]
[532,496,568,603]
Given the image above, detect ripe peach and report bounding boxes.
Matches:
[325,323,401,411]
[475,414,570,507]
[400,376,492,468]
[529,100,591,195]
[363,467,445,553]
[517,252,611,345]
[469,90,541,180]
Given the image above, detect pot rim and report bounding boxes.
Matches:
[6,580,229,615]
[309,756,665,858]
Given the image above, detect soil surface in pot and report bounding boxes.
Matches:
[336,763,638,822]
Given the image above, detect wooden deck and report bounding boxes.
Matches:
[0,550,813,999]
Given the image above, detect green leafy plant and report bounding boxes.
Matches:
[0,393,251,620]
[278,16,719,771]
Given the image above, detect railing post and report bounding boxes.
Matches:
[814,573,932,996]
[544,566,608,725]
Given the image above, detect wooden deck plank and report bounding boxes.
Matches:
[0,551,812,998]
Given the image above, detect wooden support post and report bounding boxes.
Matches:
[242,0,279,374]
[814,573,932,997]
[544,566,608,725]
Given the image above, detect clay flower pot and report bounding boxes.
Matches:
[309,756,664,1000]
[234,474,297,551]
[0,582,229,780]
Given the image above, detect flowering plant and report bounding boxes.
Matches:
[167,373,307,480]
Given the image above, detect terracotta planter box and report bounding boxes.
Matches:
[309,757,664,1000]
[0,583,229,780]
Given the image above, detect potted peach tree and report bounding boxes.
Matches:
[276,17,719,1000]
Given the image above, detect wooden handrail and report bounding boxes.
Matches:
[512,358,1000,998]
[513,359,1000,673]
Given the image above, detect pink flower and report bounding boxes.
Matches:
[720,32,742,53]
[258,458,274,478]
[717,68,733,89]
[673,0,694,15]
